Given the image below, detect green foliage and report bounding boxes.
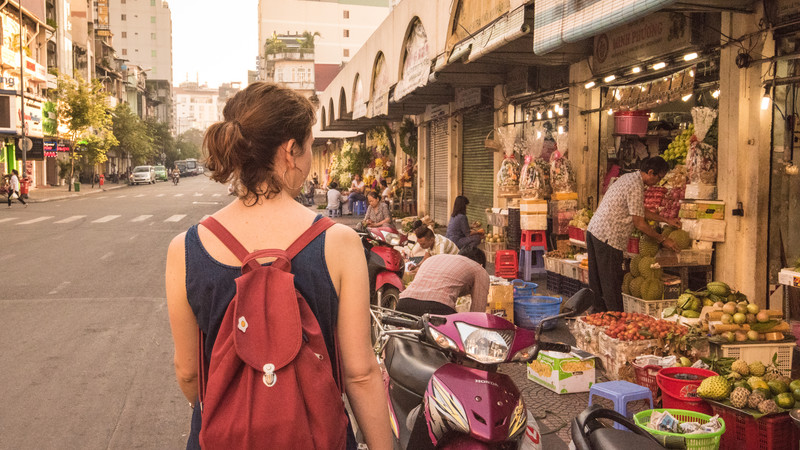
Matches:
[297,31,320,51]
[80,131,117,167]
[56,74,110,136]
[145,117,176,165]
[328,140,371,186]
[398,118,417,158]
[264,32,287,56]
[112,103,153,165]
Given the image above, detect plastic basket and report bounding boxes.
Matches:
[656,367,717,415]
[567,226,586,243]
[546,271,562,294]
[627,237,640,254]
[543,256,558,272]
[615,110,650,136]
[622,293,676,318]
[709,402,800,450]
[710,342,795,377]
[633,409,725,450]
[511,279,539,297]
[514,295,562,331]
[632,363,662,402]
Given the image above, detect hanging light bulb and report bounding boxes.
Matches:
[547,110,553,119]
[682,93,693,102]
[689,69,695,77]
[584,81,596,89]
[761,87,771,110]
[536,131,542,139]
[631,67,642,74]
[603,74,616,83]
[652,62,667,70]
[536,111,542,120]
[607,108,614,115]
[557,125,564,134]
[683,52,698,61]
[711,89,720,99]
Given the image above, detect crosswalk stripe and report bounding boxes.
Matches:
[18,216,54,225]
[115,195,127,198]
[164,214,186,223]
[174,193,184,197]
[0,217,18,223]
[54,215,86,224]
[156,194,165,197]
[92,215,121,223]
[193,193,203,197]
[212,193,221,197]
[134,194,146,198]
[97,196,108,199]
[131,215,152,222]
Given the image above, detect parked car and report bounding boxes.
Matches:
[131,165,156,185]
[154,165,168,181]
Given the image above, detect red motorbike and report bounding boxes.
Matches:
[358,225,407,309]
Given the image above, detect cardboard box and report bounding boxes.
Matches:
[486,284,514,323]
[684,183,717,200]
[520,214,548,230]
[520,199,548,214]
[779,269,800,287]
[527,347,596,394]
[695,201,725,220]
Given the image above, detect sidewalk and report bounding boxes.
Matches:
[24,182,127,203]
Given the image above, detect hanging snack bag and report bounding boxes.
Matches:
[686,107,718,185]
[495,126,521,196]
[550,150,577,193]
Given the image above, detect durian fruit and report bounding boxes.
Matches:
[731,359,750,376]
[630,277,645,298]
[669,229,692,250]
[641,279,664,300]
[748,389,768,409]
[758,399,780,415]
[638,256,657,279]
[630,255,642,277]
[730,386,749,409]
[750,361,766,377]
[661,225,677,237]
[639,235,660,257]
[622,273,633,295]
[697,375,731,400]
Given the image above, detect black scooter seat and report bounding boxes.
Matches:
[590,428,667,450]
[384,337,449,396]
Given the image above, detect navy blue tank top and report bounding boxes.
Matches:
[183,214,354,449]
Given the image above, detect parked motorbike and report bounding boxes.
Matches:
[366,288,595,449]
[571,404,676,450]
[358,225,406,310]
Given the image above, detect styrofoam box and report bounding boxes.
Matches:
[711,342,795,376]
[520,214,547,230]
[685,183,717,200]
[682,219,726,242]
[520,199,548,214]
[778,268,800,287]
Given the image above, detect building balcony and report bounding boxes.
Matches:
[265,51,315,62]
[277,80,315,91]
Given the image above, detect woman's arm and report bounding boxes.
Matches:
[375,203,391,226]
[165,232,199,406]
[326,226,392,450]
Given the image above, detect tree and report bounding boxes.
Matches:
[175,130,202,162]
[298,31,320,52]
[264,32,287,57]
[112,103,154,165]
[145,117,176,166]
[54,74,113,190]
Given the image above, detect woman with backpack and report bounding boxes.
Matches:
[165,82,391,450]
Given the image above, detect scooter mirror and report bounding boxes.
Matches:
[563,288,594,317]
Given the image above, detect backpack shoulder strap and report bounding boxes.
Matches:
[284,216,336,260]
[200,216,249,262]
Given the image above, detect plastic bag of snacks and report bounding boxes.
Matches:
[495,127,521,195]
[687,107,718,185]
[549,150,577,193]
[519,155,546,199]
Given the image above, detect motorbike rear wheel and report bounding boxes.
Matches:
[379,286,400,310]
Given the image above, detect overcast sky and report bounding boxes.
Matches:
[170,0,258,88]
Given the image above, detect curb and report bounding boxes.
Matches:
[26,184,127,203]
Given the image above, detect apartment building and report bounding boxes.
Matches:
[174,81,219,135]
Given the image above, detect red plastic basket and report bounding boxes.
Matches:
[627,237,640,254]
[567,226,585,243]
[614,110,650,136]
[632,363,661,403]
[710,402,800,450]
[656,367,717,415]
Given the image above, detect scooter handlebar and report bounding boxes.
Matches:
[538,342,572,354]
[381,315,422,329]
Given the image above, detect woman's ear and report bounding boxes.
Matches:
[282,139,298,168]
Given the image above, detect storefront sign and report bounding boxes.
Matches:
[24,57,47,83]
[97,0,110,29]
[426,104,450,121]
[394,21,431,101]
[447,0,511,53]
[534,0,678,56]
[352,74,367,119]
[44,141,56,158]
[369,53,390,118]
[454,87,482,110]
[20,98,43,138]
[593,13,691,72]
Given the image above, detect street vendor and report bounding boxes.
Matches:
[406,220,459,270]
[586,156,681,312]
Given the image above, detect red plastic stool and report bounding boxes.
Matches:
[520,230,547,251]
[495,250,518,279]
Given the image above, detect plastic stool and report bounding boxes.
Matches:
[495,250,518,279]
[353,200,367,216]
[520,230,547,251]
[588,381,654,431]
[518,247,546,281]
[327,208,340,217]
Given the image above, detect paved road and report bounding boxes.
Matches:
[0,175,224,449]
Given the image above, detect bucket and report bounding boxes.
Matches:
[514,295,561,331]
[511,279,538,297]
[656,367,717,415]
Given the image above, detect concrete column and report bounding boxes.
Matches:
[716,8,773,306]
[569,60,601,209]
[448,108,461,210]
[417,121,429,216]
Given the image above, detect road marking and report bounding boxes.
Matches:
[0,253,15,261]
[18,216,53,225]
[192,201,220,205]
[115,195,127,198]
[134,194,146,198]
[100,251,114,261]
[0,217,18,223]
[174,193,184,197]
[212,193,222,197]
[49,281,70,295]
[54,215,86,224]
[164,214,186,223]
[156,194,165,197]
[129,234,139,240]
[97,196,108,199]
[92,215,121,223]
[131,215,152,222]
[193,193,203,197]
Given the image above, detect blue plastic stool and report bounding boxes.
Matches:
[327,208,340,217]
[588,381,653,431]
[353,200,367,216]
[518,246,546,281]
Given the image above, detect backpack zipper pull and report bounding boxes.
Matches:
[262,363,276,387]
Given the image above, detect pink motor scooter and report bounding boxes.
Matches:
[358,225,407,309]
[366,289,596,449]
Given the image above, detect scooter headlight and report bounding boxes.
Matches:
[455,323,512,364]
[428,326,458,351]
[508,398,526,438]
[384,232,401,246]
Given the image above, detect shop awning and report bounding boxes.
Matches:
[533,0,678,56]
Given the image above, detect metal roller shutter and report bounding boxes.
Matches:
[461,108,494,228]
[427,118,449,226]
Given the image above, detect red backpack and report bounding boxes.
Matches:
[198,216,348,449]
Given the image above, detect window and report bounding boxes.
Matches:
[150,16,156,23]
[121,31,127,38]
[151,0,156,5]
[122,49,127,55]
[343,10,349,19]
[343,48,349,57]
[307,68,312,80]
[151,32,156,40]
[343,29,349,38]
[151,50,157,58]
[121,14,126,20]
